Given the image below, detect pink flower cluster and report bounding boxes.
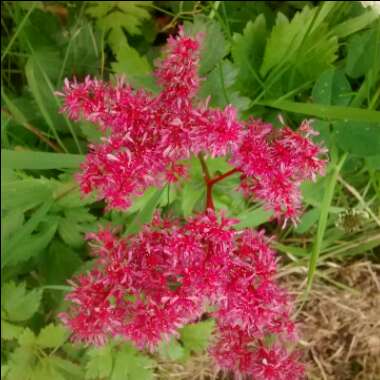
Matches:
[61,211,303,379]
[59,28,326,222]
[58,28,327,379]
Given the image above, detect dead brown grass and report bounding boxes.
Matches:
[155,260,380,380]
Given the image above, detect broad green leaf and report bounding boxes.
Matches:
[259,6,338,94]
[185,16,228,75]
[111,346,154,380]
[312,69,352,106]
[1,150,84,170]
[18,328,36,347]
[1,177,53,211]
[30,358,65,380]
[199,60,250,111]
[235,207,273,229]
[334,121,380,157]
[181,182,203,217]
[37,324,68,348]
[2,211,24,241]
[7,345,35,380]
[5,201,52,254]
[1,282,42,322]
[87,2,152,37]
[126,188,165,234]
[159,338,185,361]
[346,26,380,78]
[1,320,24,340]
[231,16,267,96]
[5,223,57,268]
[180,319,215,354]
[111,43,151,80]
[85,345,113,380]
[58,218,84,248]
[294,208,320,234]
[260,10,313,76]
[220,1,274,33]
[49,357,83,380]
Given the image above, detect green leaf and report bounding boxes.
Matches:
[1,282,42,322]
[331,8,379,38]
[111,43,151,80]
[312,69,352,106]
[259,99,380,123]
[111,345,154,380]
[334,121,380,157]
[126,188,165,235]
[58,218,84,248]
[1,320,24,340]
[1,177,53,211]
[346,26,380,79]
[185,16,228,75]
[159,338,185,361]
[1,150,84,170]
[181,182,203,217]
[231,16,267,96]
[7,345,35,380]
[87,2,152,37]
[199,60,250,111]
[294,208,320,234]
[37,324,68,349]
[180,319,215,354]
[4,222,57,268]
[2,211,24,241]
[85,345,113,380]
[49,357,83,380]
[235,207,273,229]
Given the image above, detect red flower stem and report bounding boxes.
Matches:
[198,154,240,211]
[208,168,239,186]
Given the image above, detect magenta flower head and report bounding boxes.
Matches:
[58,27,327,379]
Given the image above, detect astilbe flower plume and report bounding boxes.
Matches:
[58,27,327,379]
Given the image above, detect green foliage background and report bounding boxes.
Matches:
[1,1,380,379]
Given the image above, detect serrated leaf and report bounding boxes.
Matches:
[85,345,113,380]
[334,121,380,157]
[30,358,65,380]
[1,320,24,340]
[1,177,53,211]
[259,6,338,94]
[185,16,228,76]
[111,346,154,380]
[1,283,42,322]
[58,218,84,248]
[7,345,35,380]
[199,60,250,111]
[312,69,352,106]
[180,319,215,354]
[39,241,82,285]
[231,16,267,96]
[49,357,83,380]
[4,222,57,268]
[37,324,68,348]
[18,328,36,347]
[159,338,185,361]
[2,211,24,241]
[126,188,164,235]
[111,43,151,78]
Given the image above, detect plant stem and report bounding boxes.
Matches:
[198,154,240,211]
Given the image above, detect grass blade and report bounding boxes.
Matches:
[1,149,84,170]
